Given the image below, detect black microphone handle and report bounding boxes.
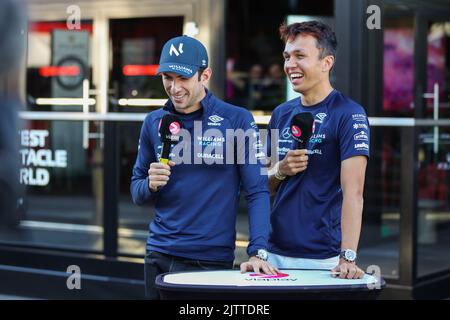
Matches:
[160,142,171,164]
[296,141,307,150]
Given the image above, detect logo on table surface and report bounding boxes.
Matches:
[245,272,297,281]
[249,273,289,279]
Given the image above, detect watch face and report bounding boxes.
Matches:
[257,249,268,261]
[345,250,356,261]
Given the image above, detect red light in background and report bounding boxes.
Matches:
[29,22,93,33]
[123,65,159,76]
[39,66,81,77]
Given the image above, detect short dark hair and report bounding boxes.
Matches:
[197,68,205,81]
[279,21,337,59]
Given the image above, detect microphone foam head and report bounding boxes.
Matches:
[159,114,182,143]
[290,112,314,148]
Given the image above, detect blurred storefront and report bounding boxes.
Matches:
[0,0,450,299]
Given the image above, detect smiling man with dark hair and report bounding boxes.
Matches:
[131,35,277,299]
[266,21,370,279]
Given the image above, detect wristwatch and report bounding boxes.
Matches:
[340,249,357,263]
[254,249,269,261]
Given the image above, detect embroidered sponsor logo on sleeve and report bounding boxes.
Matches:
[354,142,369,150]
[354,131,369,141]
[352,113,367,122]
[353,123,368,130]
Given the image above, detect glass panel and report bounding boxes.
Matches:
[357,127,401,279]
[113,17,183,256]
[109,17,183,114]
[424,21,450,119]
[417,18,450,277]
[0,120,104,252]
[383,16,415,117]
[118,121,154,256]
[225,0,334,113]
[417,126,450,277]
[26,21,94,111]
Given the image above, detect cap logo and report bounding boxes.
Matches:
[169,43,184,56]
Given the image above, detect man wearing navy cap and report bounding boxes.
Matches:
[131,35,277,299]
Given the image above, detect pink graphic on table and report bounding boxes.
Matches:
[249,272,290,279]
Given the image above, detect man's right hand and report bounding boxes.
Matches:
[148,161,175,192]
[278,149,309,176]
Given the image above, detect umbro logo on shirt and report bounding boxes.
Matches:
[209,115,223,123]
[315,113,327,124]
[208,115,224,126]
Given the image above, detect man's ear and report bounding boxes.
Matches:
[201,67,212,82]
[322,56,335,73]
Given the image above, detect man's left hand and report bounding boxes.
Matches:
[240,256,279,275]
[331,258,365,279]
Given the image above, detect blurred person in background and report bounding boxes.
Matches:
[261,63,286,111]
[247,63,265,109]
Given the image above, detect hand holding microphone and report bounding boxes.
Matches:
[277,112,314,177]
[148,162,175,192]
[148,114,182,192]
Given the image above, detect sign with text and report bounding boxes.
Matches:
[19,130,68,186]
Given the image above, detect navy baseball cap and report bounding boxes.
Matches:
[157,35,209,78]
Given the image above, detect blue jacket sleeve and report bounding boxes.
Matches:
[130,116,159,205]
[236,111,271,256]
